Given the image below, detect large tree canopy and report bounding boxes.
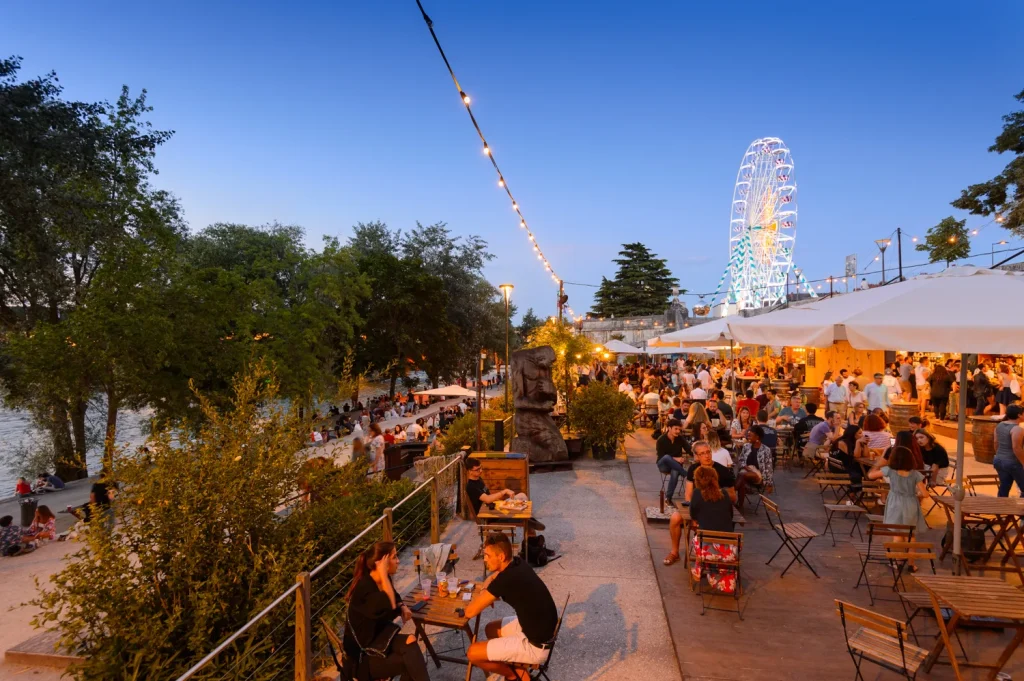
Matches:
[915,216,971,266]
[591,243,679,317]
[953,87,1024,236]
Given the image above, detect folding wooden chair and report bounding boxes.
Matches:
[762,496,820,578]
[823,502,869,545]
[693,529,743,620]
[965,473,999,496]
[816,473,854,503]
[835,600,928,681]
[852,522,915,605]
[507,594,570,681]
[884,541,936,593]
[802,441,827,478]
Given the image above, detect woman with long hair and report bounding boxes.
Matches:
[729,406,753,442]
[689,466,738,593]
[368,423,386,474]
[861,413,892,450]
[683,402,711,433]
[699,422,732,468]
[884,430,924,470]
[343,541,428,681]
[21,505,56,544]
[915,428,950,485]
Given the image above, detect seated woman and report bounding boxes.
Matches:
[729,406,753,443]
[16,505,57,554]
[689,465,738,593]
[831,424,868,489]
[883,430,925,470]
[847,402,867,428]
[683,402,711,434]
[861,413,892,451]
[342,541,428,681]
[915,428,950,485]
[699,423,732,469]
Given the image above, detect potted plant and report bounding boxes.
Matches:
[568,381,635,460]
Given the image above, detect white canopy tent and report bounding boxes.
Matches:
[728,266,1024,569]
[603,339,643,354]
[413,385,479,398]
[654,316,734,348]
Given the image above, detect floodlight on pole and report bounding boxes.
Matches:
[499,284,514,411]
[874,238,891,284]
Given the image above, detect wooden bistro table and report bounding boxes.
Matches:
[916,574,1024,680]
[476,500,534,562]
[932,495,1024,582]
[674,500,746,570]
[406,581,482,681]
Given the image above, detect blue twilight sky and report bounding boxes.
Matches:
[2,1,1022,319]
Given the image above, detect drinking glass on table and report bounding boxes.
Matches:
[420,578,431,600]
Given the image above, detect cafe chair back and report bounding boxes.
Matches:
[835,599,928,681]
[507,593,571,681]
[762,496,820,578]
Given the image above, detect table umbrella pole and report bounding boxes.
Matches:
[952,359,969,574]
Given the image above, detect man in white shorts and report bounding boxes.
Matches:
[465,533,558,680]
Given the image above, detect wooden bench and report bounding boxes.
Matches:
[835,600,928,680]
[4,630,84,669]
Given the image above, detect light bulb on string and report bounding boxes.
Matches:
[520,220,526,228]
[972,230,978,236]
[498,179,504,187]
[483,146,490,155]
[512,202,518,210]
[460,91,471,105]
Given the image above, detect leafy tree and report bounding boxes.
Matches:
[591,243,679,317]
[0,56,180,476]
[953,88,1024,236]
[517,308,543,346]
[916,216,971,265]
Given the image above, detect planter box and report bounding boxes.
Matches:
[563,434,585,460]
[591,443,617,460]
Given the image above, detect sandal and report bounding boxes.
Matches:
[663,552,681,566]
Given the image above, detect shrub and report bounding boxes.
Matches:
[568,381,635,452]
[442,406,510,455]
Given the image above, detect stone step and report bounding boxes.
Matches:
[4,630,84,669]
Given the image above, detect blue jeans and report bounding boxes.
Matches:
[993,457,1024,497]
[657,456,688,501]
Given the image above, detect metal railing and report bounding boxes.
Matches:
[175,454,462,681]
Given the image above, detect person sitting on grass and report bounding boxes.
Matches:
[663,441,737,566]
[465,533,559,681]
[689,466,739,593]
[66,477,115,528]
[33,471,65,493]
[15,477,32,497]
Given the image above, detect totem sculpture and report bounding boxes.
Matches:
[509,346,568,463]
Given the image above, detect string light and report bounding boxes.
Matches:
[414,0,581,321]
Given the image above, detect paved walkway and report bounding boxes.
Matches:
[393,458,682,681]
[627,428,1024,680]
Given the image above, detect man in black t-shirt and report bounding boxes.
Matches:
[465,533,558,677]
[465,458,546,534]
[655,419,691,504]
[663,441,737,567]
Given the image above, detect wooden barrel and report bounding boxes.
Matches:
[971,415,1003,464]
[771,379,791,400]
[889,402,920,434]
[799,386,821,407]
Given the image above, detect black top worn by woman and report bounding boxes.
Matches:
[343,574,403,672]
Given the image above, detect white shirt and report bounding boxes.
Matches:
[882,375,902,399]
[827,383,849,403]
[618,381,632,394]
[712,448,733,468]
[864,382,891,411]
[406,422,423,440]
[915,364,931,387]
[682,372,696,388]
[690,387,708,400]
[697,370,712,390]
[351,423,364,439]
[312,430,322,443]
[458,402,468,414]
[643,392,660,408]
[369,435,386,472]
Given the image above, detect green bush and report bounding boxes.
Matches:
[568,381,635,452]
[442,406,510,455]
[31,362,441,681]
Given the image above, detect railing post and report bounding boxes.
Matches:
[382,507,393,542]
[430,475,441,544]
[295,572,312,681]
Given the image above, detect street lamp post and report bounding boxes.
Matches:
[499,284,514,411]
[993,241,1009,266]
[874,239,890,285]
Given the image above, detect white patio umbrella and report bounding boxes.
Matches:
[655,316,734,348]
[643,345,680,356]
[603,339,643,354]
[839,266,1024,570]
[413,385,479,398]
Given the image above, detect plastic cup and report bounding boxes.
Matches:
[420,579,431,600]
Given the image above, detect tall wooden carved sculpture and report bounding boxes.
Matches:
[509,346,568,463]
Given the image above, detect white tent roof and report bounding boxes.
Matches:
[727,266,1024,352]
[413,385,479,398]
[643,345,678,355]
[842,266,1024,354]
[655,317,733,348]
[603,339,643,354]
[726,281,911,348]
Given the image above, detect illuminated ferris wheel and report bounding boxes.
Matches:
[727,137,798,309]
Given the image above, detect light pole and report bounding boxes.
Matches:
[499,283,514,411]
[993,241,1009,266]
[874,238,890,285]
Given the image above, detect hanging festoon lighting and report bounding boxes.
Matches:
[413,0,581,320]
